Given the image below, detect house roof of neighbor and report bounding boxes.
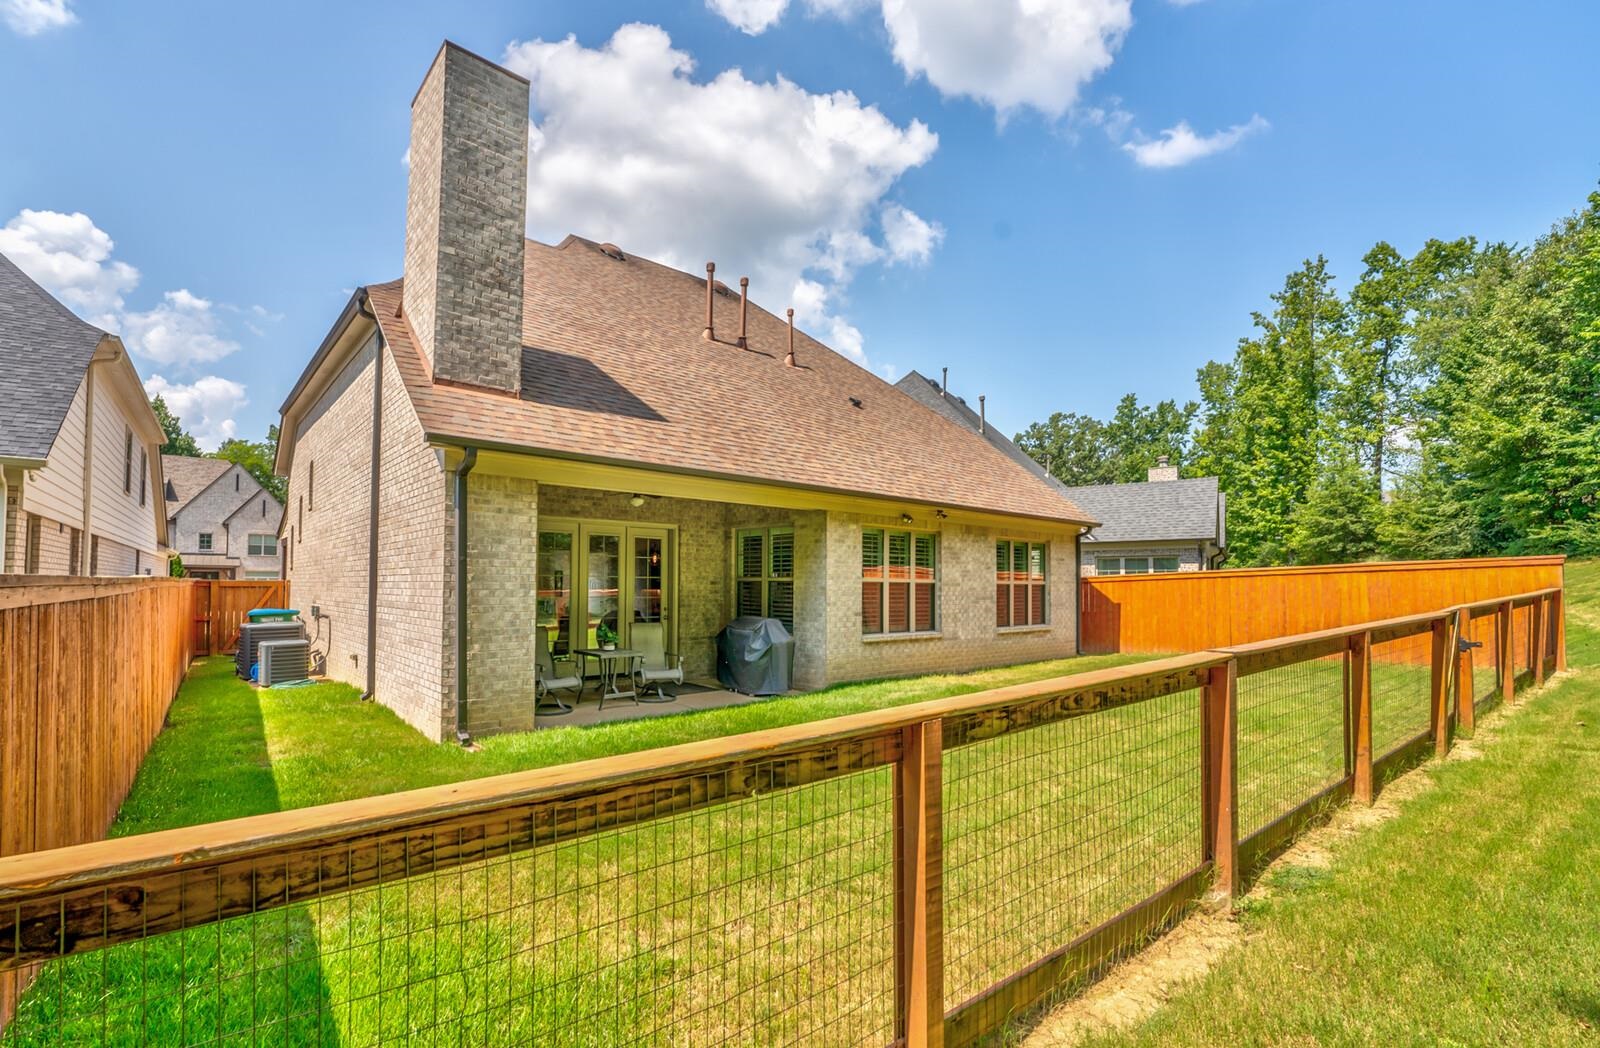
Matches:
[894,370,1061,484]
[161,455,235,515]
[1056,475,1225,544]
[0,250,107,462]
[367,236,1094,525]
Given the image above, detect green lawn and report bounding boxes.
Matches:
[1072,559,1600,1048]
[4,574,1572,1046]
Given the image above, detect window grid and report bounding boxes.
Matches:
[861,529,936,635]
[996,540,1047,628]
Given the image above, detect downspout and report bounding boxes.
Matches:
[358,292,384,701]
[1074,527,1084,655]
[452,447,478,746]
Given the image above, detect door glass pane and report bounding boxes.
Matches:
[538,531,574,657]
[633,536,663,623]
[587,533,620,647]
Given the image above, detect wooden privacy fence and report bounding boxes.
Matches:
[1079,554,1566,654]
[0,577,198,1027]
[188,578,290,655]
[0,586,1565,1045]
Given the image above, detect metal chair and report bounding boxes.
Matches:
[535,628,583,715]
[633,625,684,703]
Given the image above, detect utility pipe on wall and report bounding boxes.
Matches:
[452,447,478,746]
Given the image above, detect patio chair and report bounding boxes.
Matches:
[535,628,583,715]
[633,626,684,703]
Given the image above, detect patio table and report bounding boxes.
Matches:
[573,647,644,709]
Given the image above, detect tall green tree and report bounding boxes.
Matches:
[151,395,202,458]
[213,424,285,503]
[1014,412,1114,485]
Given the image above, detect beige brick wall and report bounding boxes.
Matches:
[22,511,78,575]
[821,511,1079,683]
[286,336,378,702]
[90,533,139,576]
[2,475,22,573]
[460,472,539,736]
[374,346,451,740]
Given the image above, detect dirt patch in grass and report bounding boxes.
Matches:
[1019,691,1538,1048]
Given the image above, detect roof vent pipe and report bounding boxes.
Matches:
[941,367,948,397]
[737,277,749,348]
[979,395,987,434]
[785,308,796,367]
[703,262,716,341]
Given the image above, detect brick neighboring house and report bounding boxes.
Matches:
[275,42,1096,743]
[0,250,168,576]
[162,455,284,579]
[896,369,1228,576]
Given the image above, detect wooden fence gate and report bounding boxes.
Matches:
[190,579,290,655]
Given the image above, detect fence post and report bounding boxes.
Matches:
[1532,596,1548,685]
[1202,659,1238,900]
[1498,600,1515,704]
[895,718,944,1048]
[1431,616,1451,759]
[1455,608,1475,737]
[1554,589,1567,673]
[1350,631,1374,805]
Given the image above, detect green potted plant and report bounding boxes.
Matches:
[596,621,618,651]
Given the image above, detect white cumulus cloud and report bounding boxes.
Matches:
[880,203,944,265]
[119,289,242,366]
[502,23,941,364]
[1123,114,1268,168]
[0,209,137,323]
[2,0,75,36]
[706,0,789,34]
[143,375,247,451]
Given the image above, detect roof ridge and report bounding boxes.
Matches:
[0,251,107,337]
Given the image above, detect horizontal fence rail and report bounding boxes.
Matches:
[1080,554,1566,654]
[0,585,1566,1046]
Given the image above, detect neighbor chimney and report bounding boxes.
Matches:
[702,262,717,340]
[404,42,530,395]
[737,277,749,348]
[1148,454,1179,483]
[979,395,987,434]
[784,308,796,367]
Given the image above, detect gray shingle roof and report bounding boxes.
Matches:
[1056,476,1223,544]
[161,455,233,514]
[0,251,106,461]
[894,370,1061,486]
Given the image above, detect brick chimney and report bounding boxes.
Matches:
[404,42,529,395]
[1147,455,1179,482]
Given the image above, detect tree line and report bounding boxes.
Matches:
[1017,188,1600,566]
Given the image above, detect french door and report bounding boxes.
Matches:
[536,520,674,659]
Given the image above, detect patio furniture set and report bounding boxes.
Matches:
[534,629,685,716]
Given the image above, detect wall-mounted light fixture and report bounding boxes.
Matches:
[935,509,949,520]
[629,494,646,508]
[899,513,914,525]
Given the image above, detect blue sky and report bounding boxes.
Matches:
[2,0,1598,449]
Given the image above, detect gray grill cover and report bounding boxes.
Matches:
[716,617,794,696]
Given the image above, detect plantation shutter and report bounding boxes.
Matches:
[769,529,795,631]
[861,529,884,634]
[736,530,766,618]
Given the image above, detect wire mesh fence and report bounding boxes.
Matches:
[0,592,1565,1047]
[1234,655,1348,838]
[941,686,1202,1014]
[1464,610,1502,714]
[3,758,901,1047]
[1370,630,1434,758]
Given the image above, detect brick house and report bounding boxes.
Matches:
[275,42,1095,743]
[0,251,169,576]
[896,370,1227,577]
[162,455,284,579]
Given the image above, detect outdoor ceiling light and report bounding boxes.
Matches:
[629,494,646,508]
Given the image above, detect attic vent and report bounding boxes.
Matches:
[849,396,863,409]
[598,242,626,261]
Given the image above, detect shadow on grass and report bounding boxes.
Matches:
[4,660,342,1046]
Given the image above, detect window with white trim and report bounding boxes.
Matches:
[996,540,1047,627]
[735,527,794,631]
[862,528,936,635]
[248,533,278,557]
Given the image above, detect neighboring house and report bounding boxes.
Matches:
[162,455,284,579]
[896,370,1228,576]
[0,251,168,576]
[275,42,1095,743]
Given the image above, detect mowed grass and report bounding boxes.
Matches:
[1076,559,1600,1048]
[4,593,1535,1046]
